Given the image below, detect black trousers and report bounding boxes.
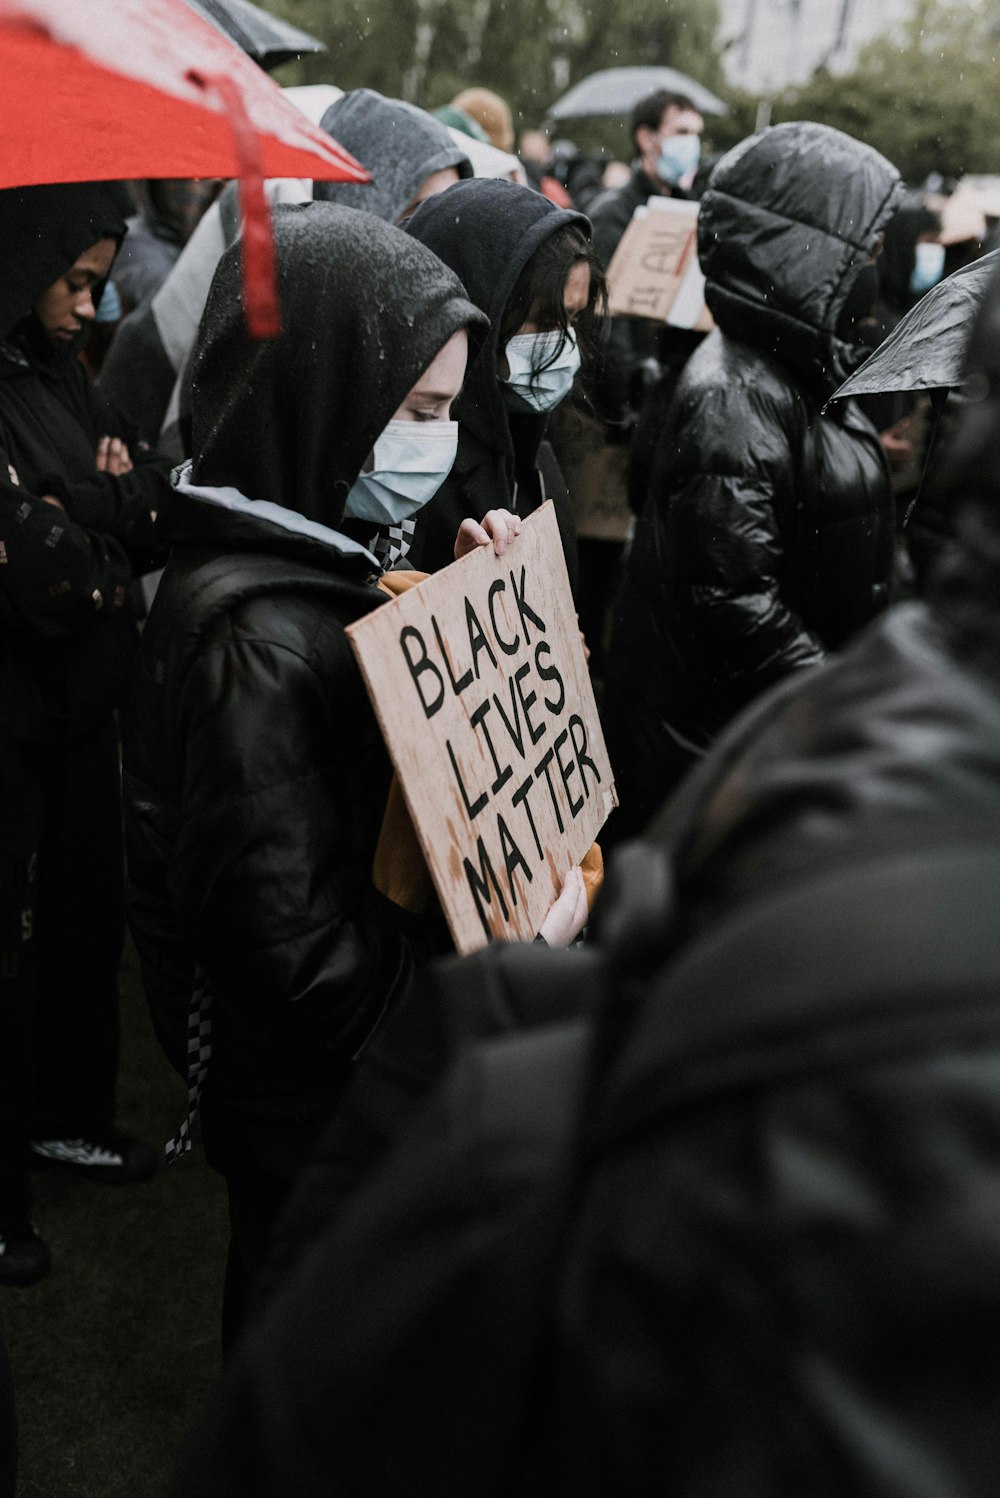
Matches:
[0,721,124,1220]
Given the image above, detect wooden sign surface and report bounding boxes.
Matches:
[347,503,618,954]
[605,197,714,331]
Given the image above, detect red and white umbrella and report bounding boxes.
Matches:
[0,0,370,334]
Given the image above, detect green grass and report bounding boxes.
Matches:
[0,941,229,1498]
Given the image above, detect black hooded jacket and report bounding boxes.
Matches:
[405,178,587,582]
[605,123,902,839]
[0,182,171,744]
[313,88,473,222]
[123,202,485,1123]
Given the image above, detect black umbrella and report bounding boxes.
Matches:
[184,0,326,71]
[832,251,999,402]
[546,66,727,123]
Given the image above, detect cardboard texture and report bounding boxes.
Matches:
[605,197,714,331]
[347,503,618,953]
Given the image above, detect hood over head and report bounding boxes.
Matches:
[698,122,902,396]
[313,89,473,223]
[0,181,126,343]
[190,201,486,528]
[405,177,589,462]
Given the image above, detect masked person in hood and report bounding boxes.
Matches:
[551,91,706,677]
[173,261,1000,1498]
[122,202,586,1346]
[99,87,474,454]
[0,183,171,1286]
[604,122,903,843]
[404,177,606,582]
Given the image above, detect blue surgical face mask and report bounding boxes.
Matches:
[502,328,581,414]
[344,418,459,526]
[656,132,701,187]
[909,240,946,296]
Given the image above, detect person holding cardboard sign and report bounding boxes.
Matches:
[122,202,585,1344]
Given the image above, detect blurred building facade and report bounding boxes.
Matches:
[718,0,918,92]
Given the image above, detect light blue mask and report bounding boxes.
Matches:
[657,133,701,187]
[503,328,581,414]
[344,419,459,526]
[909,241,946,296]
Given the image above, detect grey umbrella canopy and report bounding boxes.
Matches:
[185,0,326,71]
[546,66,727,122]
[833,251,1000,402]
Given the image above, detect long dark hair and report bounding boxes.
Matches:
[497,222,607,389]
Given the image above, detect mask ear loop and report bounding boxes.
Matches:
[187,69,280,340]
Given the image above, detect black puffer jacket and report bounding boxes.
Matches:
[123,203,484,1124]
[647,600,1000,934]
[404,179,586,585]
[605,123,902,840]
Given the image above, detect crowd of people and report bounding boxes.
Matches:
[2,65,999,1497]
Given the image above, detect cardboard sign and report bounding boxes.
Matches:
[605,197,714,331]
[346,503,618,954]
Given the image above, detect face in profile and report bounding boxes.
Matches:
[34,237,117,346]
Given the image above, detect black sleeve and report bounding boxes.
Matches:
[170,619,416,1063]
[656,381,826,705]
[0,474,132,640]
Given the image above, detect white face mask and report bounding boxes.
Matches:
[502,328,581,414]
[344,418,459,526]
[909,240,946,296]
[656,132,701,187]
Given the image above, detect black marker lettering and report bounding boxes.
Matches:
[400,625,444,719]
[569,713,601,795]
[511,563,546,644]
[470,699,513,796]
[553,727,583,819]
[432,613,473,695]
[488,579,518,655]
[464,836,510,940]
[512,774,544,860]
[447,738,488,819]
[534,639,565,715]
[498,813,533,906]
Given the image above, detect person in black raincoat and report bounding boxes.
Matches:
[171,259,1000,1498]
[604,122,902,841]
[0,183,170,1285]
[122,201,590,1346]
[403,177,606,585]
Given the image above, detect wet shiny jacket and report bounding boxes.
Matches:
[605,123,902,840]
[123,486,438,1119]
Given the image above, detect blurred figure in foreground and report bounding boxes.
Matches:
[173,257,1000,1498]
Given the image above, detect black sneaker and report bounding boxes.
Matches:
[0,1220,51,1286]
[30,1131,157,1184]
